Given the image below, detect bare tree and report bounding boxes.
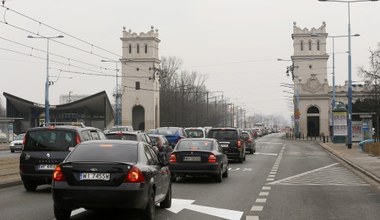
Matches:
[357,43,380,139]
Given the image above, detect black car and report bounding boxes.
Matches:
[207,127,246,163]
[52,140,171,220]
[19,123,107,191]
[169,138,229,182]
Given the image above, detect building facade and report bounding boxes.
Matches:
[120,26,161,131]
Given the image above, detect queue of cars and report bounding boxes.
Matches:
[15,123,261,220]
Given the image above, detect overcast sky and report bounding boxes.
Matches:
[1,0,380,122]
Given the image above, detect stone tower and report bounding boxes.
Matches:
[291,22,330,137]
[120,26,160,131]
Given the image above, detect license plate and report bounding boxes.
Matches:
[80,172,110,181]
[37,164,57,170]
[221,144,229,148]
[184,156,201,161]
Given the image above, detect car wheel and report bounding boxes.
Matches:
[171,174,177,183]
[222,164,229,178]
[160,184,172,208]
[214,166,223,183]
[243,153,246,161]
[54,204,71,220]
[238,157,243,163]
[10,149,14,153]
[141,190,155,220]
[23,180,37,192]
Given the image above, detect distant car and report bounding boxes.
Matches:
[169,138,228,183]
[184,127,206,138]
[242,130,256,154]
[152,127,188,147]
[207,127,246,163]
[19,123,107,191]
[52,140,172,220]
[106,131,157,153]
[10,133,25,153]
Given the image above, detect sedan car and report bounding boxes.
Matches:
[169,138,228,183]
[52,140,172,220]
[10,133,25,153]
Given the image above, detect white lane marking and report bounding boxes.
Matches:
[256,142,283,145]
[255,198,267,203]
[270,172,276,175]
[243,168,253,171]
[268,163,339,185]
[266,178,274,181]
[167,199,243,220]
[254,152,278,156]
[228,168,240,171]
[246,216,260,220]
[268,175,275,178]
[262,186,271,190]
[251,205,264,211]
[259,192,269,196]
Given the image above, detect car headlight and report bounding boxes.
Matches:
[10,142,15,146]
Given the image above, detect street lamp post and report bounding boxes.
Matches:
[318,0,378,148]
[27,35,64,124]
[327,34,360,139]
[101,60,121,126]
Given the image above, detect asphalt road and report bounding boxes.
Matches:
[0,133,379,220]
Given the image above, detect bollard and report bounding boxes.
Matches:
[323,136,325,143]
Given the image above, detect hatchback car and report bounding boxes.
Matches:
[184,127,207,138]
[153,127,188,147]
[169,138,228,182]
[242,130,256,154]
[52,140,171,220]
[207,127,246,163]
[19,123,107,191]
[9,133,25,153]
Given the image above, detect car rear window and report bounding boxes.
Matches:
[156,127,179,135]
[24,130,76,151]
[106,133,137,140]
[176,140,213,151]
[208,129,238,141]
[66,142,138,163]
[185,129,204,138]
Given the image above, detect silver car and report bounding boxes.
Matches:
[10,133,25,153]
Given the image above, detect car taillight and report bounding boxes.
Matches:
[237,140,242,149]
[125,166,145,183]
[75,134,81,145]
[208,154,217,163]
[169,154,177,163]
[53,165,66,182]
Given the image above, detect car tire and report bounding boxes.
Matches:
[171,174,177,183]
[23,180,37,192]
[214,167,223,183]
[54,204,71,220]
[222,164,229,178]
[141,190,156,220]
[160,184,172,208]
[238,157,243,163]
[10,149,14,153]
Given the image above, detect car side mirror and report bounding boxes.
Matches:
[158,152,169,166]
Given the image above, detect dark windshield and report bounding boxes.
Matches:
[106,133,137,140]
[24,130,76,151]
[66,142,137,163]
[207,130,238,141]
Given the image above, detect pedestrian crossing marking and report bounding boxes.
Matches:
[267,163,369,186]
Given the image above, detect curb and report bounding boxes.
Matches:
[319,143,380,184]
[0,179,22,188]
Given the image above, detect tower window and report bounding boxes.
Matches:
[145,44,148,54]
[135,82,140,90]
[129,44,132,54]
[317,40,320,50]
[308,40,312,50]
[300,41,304,51]
[137,44,140,54]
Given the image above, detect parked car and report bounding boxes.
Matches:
[242,130,256,154]
[207,127,246,163]
[9,133,25,153]
[169,138,228,182]
[184,127,207,138]
[52,140,172,220]
[19,122,107,191]
[152,127,188,147]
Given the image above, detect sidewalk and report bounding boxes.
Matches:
[0,142,379,189]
